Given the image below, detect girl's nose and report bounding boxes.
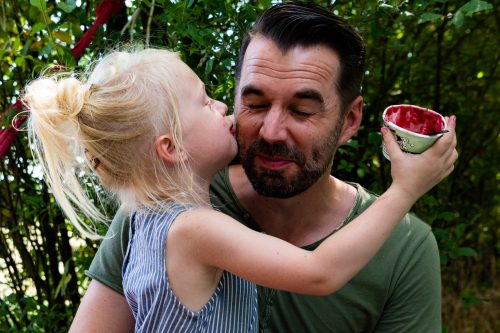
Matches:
[212,99,228,115]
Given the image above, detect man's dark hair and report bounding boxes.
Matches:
[236,1,366,112]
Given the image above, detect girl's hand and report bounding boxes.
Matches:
[382,115,458,201]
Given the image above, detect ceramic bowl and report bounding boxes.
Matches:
[382,104,447,158]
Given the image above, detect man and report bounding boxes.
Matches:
[70,2,455,332]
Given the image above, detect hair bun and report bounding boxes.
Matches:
[25,76,89,124]
[56,77,88,119]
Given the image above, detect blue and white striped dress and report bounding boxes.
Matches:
[122,203,258,332]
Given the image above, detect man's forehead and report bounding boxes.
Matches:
[240,36,340,85]
[244,35,339,61]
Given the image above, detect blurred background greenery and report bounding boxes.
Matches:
[0,0,498,331]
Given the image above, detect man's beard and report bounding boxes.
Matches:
[237,121,343,198]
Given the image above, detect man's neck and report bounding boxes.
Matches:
[228,165,357,247]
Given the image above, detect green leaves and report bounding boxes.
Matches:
[453,0,493,27]
[0,0,117,331]
[452,10,465,27]
[413,0,492,27]
[57,0,78,13]
[434,223,478,265]
[460,290,481,309]
[29,0,46,12]
[459,0,493,16]
[418,12,442,24]
[30,22,45,35]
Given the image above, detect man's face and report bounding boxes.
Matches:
[235,36,346,198]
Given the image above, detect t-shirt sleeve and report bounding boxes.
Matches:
[85,206,131,295]
[374,216,442,333]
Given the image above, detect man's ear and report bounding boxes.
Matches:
[155,135,181,164]
[337,96,363,147]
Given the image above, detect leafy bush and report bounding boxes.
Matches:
[1,0,497,331]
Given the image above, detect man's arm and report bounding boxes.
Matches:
[69,280,134,333]
[70,206,133,331]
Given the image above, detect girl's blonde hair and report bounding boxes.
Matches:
[24,48,203,239]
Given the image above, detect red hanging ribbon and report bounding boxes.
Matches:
[0,100,24,158]
[72,0,125,59]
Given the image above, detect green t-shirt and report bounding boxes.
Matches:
[87,167,442,333]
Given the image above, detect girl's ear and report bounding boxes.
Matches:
[155,135,182,164]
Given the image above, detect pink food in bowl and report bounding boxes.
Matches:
[383,104,445,135]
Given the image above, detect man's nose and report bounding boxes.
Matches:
[259,108,287,143]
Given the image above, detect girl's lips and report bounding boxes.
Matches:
[227,115,235,136]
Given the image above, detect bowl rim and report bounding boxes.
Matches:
[382,104,447,138]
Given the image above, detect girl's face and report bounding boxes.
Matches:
[175,61,237,180]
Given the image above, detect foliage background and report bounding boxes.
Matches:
[0,0,498,332]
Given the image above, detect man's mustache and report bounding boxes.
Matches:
[246,140,306,166]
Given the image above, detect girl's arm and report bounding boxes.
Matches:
[174,117,457,296]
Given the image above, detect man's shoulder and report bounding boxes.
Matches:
[86,205,131,294]
[342,184,439,297]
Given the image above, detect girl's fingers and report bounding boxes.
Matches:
[424,115,457,157]
[381,127,402,160]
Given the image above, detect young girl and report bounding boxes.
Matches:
[24,48,456,332]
